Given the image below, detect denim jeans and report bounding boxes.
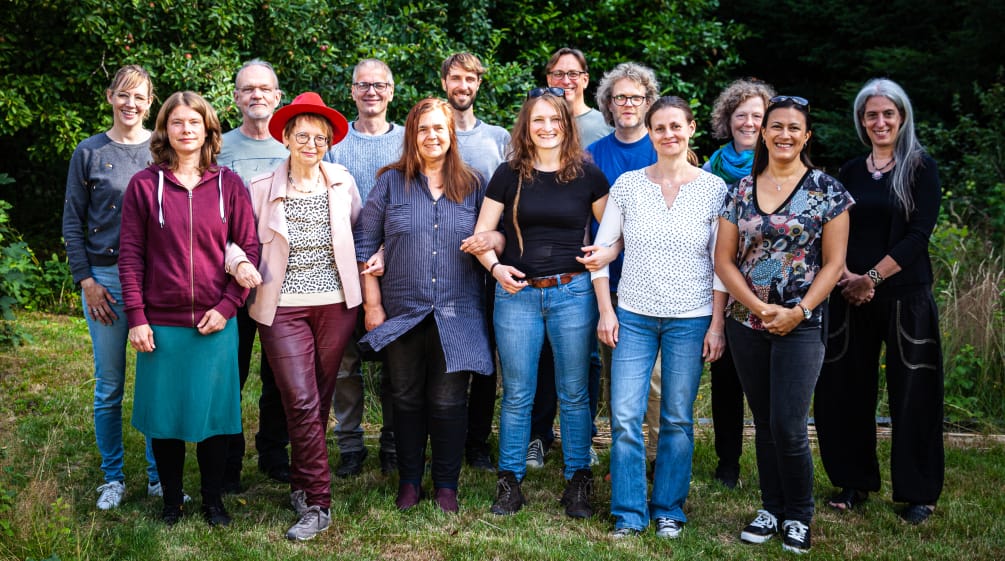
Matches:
[609,309,708,529]
[85,265,158,484]
[726,319,824,524]
[494,272,597,480]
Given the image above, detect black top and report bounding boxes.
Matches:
[838,153,941,296]
[485,162,609,278]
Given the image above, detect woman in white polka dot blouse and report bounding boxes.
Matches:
[584,95,728,538]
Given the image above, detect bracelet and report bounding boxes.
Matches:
[490,262,501,274]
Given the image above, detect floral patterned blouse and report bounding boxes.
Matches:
[720,168,853,330]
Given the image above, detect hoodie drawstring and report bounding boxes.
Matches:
[156,168,227,227]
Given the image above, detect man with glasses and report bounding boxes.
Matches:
[439,52,511,472]
[545,48,612,146]
[323,58,404,477]
[217,59,291,492]
[586,62,662,473]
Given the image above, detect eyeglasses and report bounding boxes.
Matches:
[769,95,810,110]
[548,70,585,81]
[293,132,329,146]
[612,95,647,107]
[527,86,566,99]
[353,81,391,93]
[237,86,276,96]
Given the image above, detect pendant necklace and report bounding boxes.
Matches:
[288,171,322,194]
[869,152,895,180]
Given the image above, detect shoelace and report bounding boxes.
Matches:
[784,522,807,541]
[750,511,775,530]
[497,478,514,500]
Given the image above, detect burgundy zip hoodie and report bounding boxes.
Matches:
[119,163,259,328]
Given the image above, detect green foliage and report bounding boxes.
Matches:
[0,199,35,347]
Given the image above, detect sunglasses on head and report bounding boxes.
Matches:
[527,86,566,99]
[769,95,810,111]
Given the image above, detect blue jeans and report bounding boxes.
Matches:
[726,319,824,524]
[609,309,708,529]
[84,265,158,483]
[494,272,597,480]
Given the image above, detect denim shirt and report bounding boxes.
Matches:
[353,168,493,375]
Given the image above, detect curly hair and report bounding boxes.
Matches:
[595,62,660,127]
[150,91,223,172]
[709,79,776,140]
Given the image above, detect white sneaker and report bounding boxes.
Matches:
[526,439,545,469]
[589,446,600,467]
[740,509,778,544]
[96,481,125,510]
[147,481,191,503]
[286,505,331,541]
[655,517,684,539]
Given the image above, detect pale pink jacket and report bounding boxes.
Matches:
[228,160,362,326]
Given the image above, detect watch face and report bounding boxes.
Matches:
[803,306,812,319]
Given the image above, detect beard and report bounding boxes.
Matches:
[448,91,475,112]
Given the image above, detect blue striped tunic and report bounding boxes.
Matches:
[353,168,493,375]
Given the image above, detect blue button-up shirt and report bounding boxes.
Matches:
[353,168,493,375]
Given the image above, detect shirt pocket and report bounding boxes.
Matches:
[384,204,411,238]
[454,204,477,235]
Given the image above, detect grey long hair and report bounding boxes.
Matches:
[853,78,925,218]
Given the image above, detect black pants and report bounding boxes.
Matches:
[152,435,228,507]
[815,289,944,505]
[386,316,469,488]
[225,305,290,483]
[711,347,744,470]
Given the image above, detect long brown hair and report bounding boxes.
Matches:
[508,92,587,255]
[150,91,222,172]
[378,97,477,204]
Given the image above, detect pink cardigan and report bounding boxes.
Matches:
[239,160,362,326]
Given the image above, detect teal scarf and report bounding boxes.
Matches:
[708,142,754,184]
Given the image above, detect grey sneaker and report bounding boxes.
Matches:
[96,481,125,510]
[290,490,308,517]
[147,481,190,503]
[526,438,545,469]
[740,509,778,544]
[611,527,642,539]
[286,505,331,541]
[655,517,684,539]
[589,446,600,467]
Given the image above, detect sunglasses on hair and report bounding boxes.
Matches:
[769,95,810,110]
[527,86,566,99]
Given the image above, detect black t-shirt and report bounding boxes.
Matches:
[486,161,609,277]
[838,154,941,294]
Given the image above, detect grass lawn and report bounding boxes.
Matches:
[1,311,1003,560]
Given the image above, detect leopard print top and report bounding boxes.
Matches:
[280,192,343,296]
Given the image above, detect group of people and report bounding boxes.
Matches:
[63,47,945,552]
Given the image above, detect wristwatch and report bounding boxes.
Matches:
[867,268,884,286]
[797,303,812,320]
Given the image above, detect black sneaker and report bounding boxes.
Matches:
[261,464,291,484]
[490,471,526,515]
[781,520,811,554]
[162,504,184,526]
[560,468,594,519]
[379,449,398,475]
[335,448,368,478]
[465,443,495,471]
[201,503,232,527]
[740,509,778,544]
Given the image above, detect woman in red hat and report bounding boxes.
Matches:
[240,92,360,540]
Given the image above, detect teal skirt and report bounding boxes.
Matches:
[131,319,241,442]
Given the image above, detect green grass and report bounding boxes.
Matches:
[1,312,1004,560]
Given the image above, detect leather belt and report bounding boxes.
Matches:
[525,271,582,289]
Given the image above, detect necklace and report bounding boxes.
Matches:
[288,171,322,194]
[869,152,895,180]
[765,171,798,191]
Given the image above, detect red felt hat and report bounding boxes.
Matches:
[268,92,349,146]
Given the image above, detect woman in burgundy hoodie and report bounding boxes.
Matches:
[119,91,259,528]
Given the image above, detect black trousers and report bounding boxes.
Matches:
[711,347,744,470]
[815,289,945,505]
[467,280,497,450]
[225,305,290,483]
[152,435,228,507]
[385,316,469,488]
